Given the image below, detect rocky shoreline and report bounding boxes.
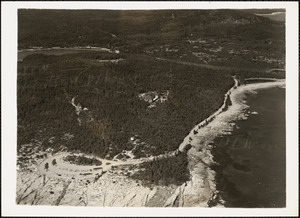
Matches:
[16,78,285,207]
[169,78,286,207]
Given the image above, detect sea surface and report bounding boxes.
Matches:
[255,12,285,22]
[212,86,286,208]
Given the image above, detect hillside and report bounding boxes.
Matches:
[17,9,285,188]
[18,9,284,44]
[18,52,235,159]
[18,9,285,71]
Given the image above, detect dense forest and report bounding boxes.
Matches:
[18,52,234,158]
[18,9,285,70]
[130,152,190,187]
[18,9,285,48]
[17,9,285,185]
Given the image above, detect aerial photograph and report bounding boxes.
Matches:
[3,2,295,213]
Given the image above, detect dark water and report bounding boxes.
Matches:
[212,87,286,208]
[256,12,285,22]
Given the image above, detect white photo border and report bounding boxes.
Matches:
[2,1,298,217]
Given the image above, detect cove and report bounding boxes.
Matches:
[211,86,286,207]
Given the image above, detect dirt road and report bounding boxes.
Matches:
[38,152,143,180]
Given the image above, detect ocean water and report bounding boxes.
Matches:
[211,87,286,208]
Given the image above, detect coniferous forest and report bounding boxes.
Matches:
[17,9,285,185]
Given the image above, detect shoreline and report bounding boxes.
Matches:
[168,78,285,207]
[16,78,285,207]
[210,85,286,207]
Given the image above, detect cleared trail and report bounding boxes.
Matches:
[155,57,278,73]
[38,152,144,180]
